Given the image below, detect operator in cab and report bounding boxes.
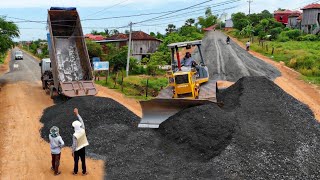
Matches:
[181,52,197,67]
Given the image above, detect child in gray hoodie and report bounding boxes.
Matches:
[49,126,64,176]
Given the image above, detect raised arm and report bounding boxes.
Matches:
[74,108,85,129]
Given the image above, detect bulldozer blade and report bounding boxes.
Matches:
[138,99,213,128]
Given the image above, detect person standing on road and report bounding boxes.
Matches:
[246,41,251,51]
[71,108,89,176]
[49,126,64,176]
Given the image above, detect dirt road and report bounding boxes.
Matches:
[0,48,104,179]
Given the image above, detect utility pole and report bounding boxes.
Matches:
[248,0,253,15]
[126,22,132,77]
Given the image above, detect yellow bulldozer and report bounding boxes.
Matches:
[138,40,218,128]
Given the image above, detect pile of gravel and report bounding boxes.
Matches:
[40,76,320,179]
[159,104,236,161]
[214,76,320,179]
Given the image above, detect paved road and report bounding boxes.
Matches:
[0,47,40,84]
[194,31,281,82]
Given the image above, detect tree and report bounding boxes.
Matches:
[240,23,254,37]
[0,17,19,54]
[150,32,156,37]
[166,24,177,34]
[260,10,273,19]
[106,45,128,72]
[124,30,130,34]
[185,18,195,26]
[91,30,99,35]
[231,12,250,30]
[197,8,217,29]
[104,28,109,36]
[85,40,103,58]
[156,32,164,40]
[110,29,119,36]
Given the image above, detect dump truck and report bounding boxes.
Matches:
[40,7,97,98]
[138,40,219,128]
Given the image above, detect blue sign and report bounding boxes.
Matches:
[93,61,109,71]
[92,57,101,62]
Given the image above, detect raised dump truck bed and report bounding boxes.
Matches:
[47,7,97,97]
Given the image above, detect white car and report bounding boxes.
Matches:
[15,51,23,60]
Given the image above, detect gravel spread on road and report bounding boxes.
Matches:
[40,76,320,179]
[193,31,281,81]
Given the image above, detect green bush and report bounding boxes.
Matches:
[269,27,282,40]
[298,34,319,41]
[284,29,301,40]
[277,33,290,42]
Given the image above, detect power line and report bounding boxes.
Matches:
[133,0,215,25]
[85,0,129,18]
[9,0,239,24]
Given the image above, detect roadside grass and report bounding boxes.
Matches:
[230,35,320,85]
[0,52,7,64]
[95,75,168,100]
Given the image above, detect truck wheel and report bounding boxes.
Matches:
[49,86,55,99]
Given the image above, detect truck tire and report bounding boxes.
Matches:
[50,86,55,99]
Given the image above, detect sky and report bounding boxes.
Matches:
[0,0,318,41]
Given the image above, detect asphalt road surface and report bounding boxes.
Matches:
[193,31,281,82]
[0,47,40,84]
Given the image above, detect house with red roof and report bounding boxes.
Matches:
[274,10,301,25]
[301,3,320,34]
[96,31,162,60]
[85,34,105,41]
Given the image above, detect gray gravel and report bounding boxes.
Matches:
[193,31,281,81]
[40,76,320,179]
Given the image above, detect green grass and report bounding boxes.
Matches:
[230,35,320,85]
[301,76,320,85]
[95,75,168,100]
[0,51,7,64]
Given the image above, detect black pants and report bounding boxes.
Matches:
[73,147,86,174]
[51,153,61,174]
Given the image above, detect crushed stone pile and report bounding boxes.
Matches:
[40,76,320,179]
[159,104,236,161]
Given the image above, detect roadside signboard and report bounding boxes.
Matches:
[93,61,109,71]
[92,57,101,62]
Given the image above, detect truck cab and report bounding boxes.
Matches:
[39,58,52,74]
[39,58,54,91]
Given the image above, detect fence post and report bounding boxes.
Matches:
[106,70,108,84]
[121,71,124,92]
[266,44,268,52]
[272,47,275,55]
[145,78,149,98]
[113,72,118,88]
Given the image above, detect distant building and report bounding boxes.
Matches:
[225,19,234,31]
[288,14,300,28]
[96,31,162,60]
[274,10,301,25]
[85,34,105,41]
[301,3,320,34]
